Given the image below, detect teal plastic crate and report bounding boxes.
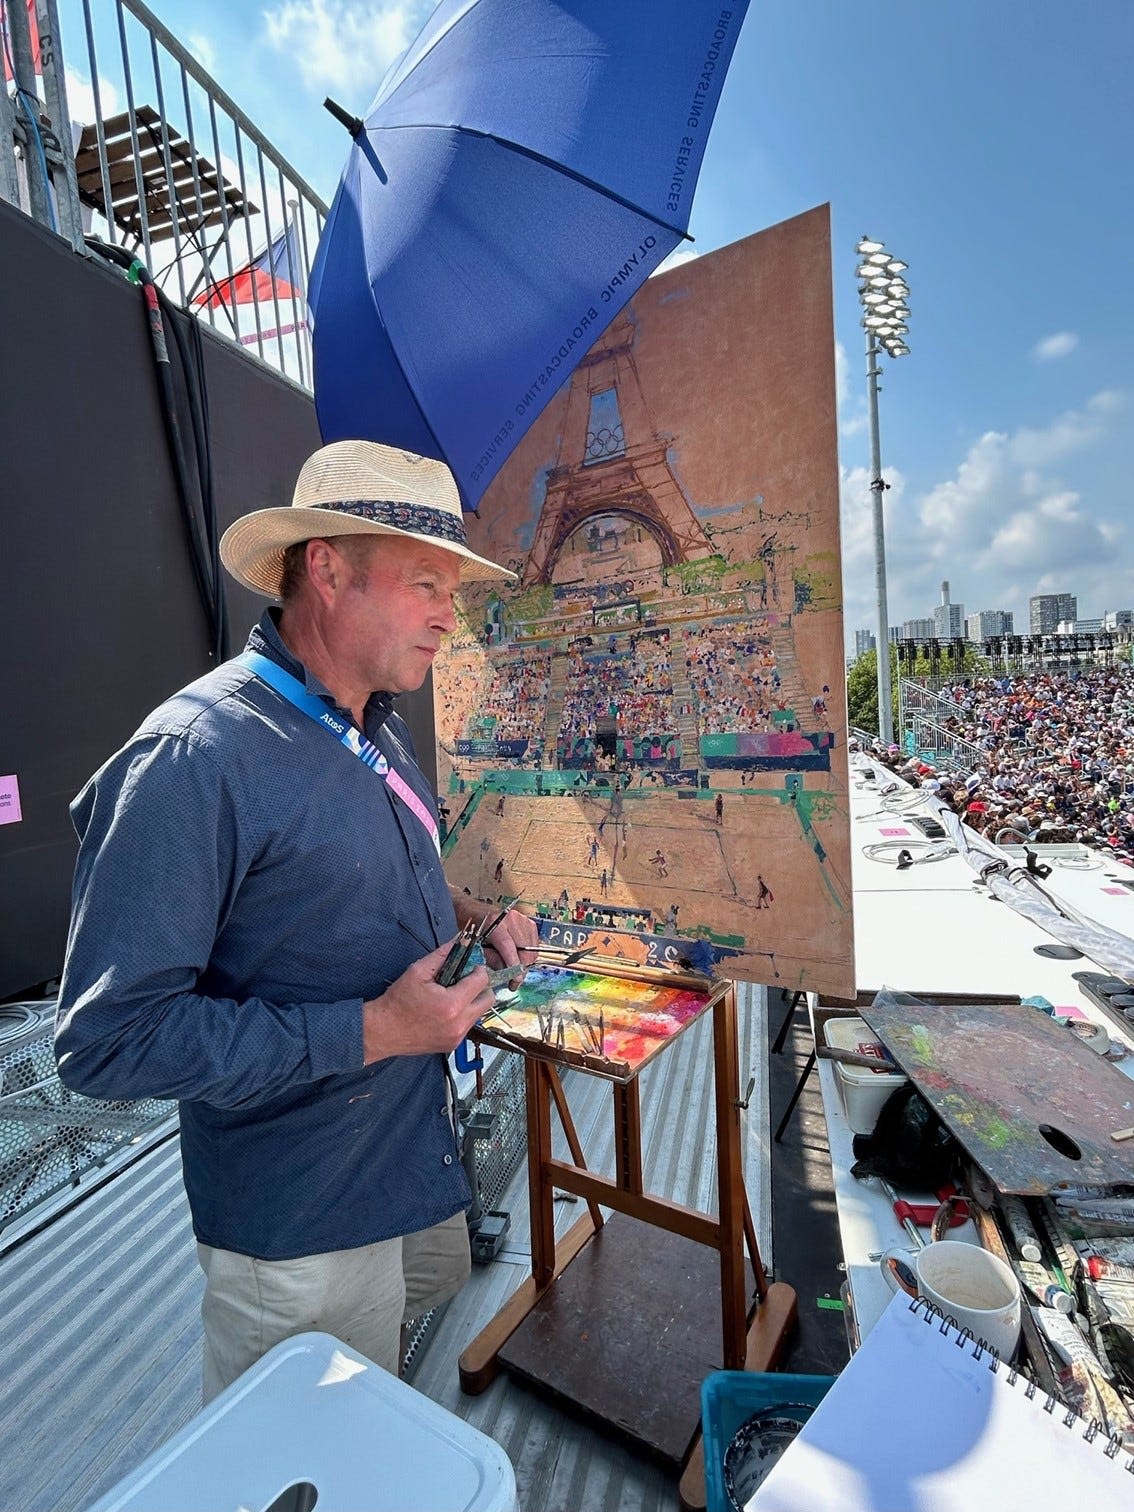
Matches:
[701,1370,835,1512]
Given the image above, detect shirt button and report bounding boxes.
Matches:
[443,1154,453,1167]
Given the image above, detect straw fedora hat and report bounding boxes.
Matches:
[219,439,515,597]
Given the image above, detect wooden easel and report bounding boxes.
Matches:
[458,974,797,1508]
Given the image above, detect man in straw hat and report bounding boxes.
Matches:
[56,440,538,1400]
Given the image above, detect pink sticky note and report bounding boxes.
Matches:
[880,827,910,837]
[1054,1005,1088,1021]
[0,775,22,826]
[1102,886,1128,896]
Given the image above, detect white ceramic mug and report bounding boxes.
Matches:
[911,1240,1022,1359]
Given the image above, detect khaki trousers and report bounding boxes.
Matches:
[197,1211,471,1403]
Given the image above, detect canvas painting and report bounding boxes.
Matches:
[434,205,853,995]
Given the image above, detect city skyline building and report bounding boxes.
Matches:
[901,617,935,640]
[933,580,965,640]
[966,609,1015,641]
[852,584,1134,659]
[1030,593,1077,635]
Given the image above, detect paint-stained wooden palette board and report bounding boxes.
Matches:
[473,963,729,1082]
[859,994,1134,1194]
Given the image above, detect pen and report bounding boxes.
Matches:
[879,1178,926,1250]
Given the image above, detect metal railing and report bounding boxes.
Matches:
[902,712,984,775]
[3,0,328,388]
[0,1000,175,1235]
[900,678,972,723]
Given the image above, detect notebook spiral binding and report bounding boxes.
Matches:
[909,1298,1134,1472]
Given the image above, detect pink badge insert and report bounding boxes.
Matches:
[0,775,22,826]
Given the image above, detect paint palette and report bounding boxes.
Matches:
[860,991,1134,1194]
[474,963,727,1081]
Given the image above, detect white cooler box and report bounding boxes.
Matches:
[88,1332,517,1512]
[823,1015,907,1135]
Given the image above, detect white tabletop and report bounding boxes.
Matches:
[819,761,1134,1344]
[851,887,1111,1005]
[815,1054,979,1345]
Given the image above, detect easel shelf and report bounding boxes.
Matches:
[458,971,797,1504]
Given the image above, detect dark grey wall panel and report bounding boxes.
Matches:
[0,204,437,998]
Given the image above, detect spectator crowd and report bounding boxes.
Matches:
[864,665,1134,863]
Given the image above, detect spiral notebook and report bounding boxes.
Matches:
[750,1294,1134,1510]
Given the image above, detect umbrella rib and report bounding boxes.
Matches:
[376,122,693,243]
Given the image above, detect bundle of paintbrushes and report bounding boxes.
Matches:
[435,901,517,987]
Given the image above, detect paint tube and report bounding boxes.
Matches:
[1088,1236,1134,1267]
[1057,1201,1134,1225]
[1033,1201,1083,1291]
[1016,1259,1074,1313]
[998,1194,1042,1261]
[1088,1255,1134,1286]
[1095,1283,1134,1328]
[1032,1306,1106,1374]
[1054,1184,1134,1203]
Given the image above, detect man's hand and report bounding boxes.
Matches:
[450,889,540,982]
[362,938,495,1063]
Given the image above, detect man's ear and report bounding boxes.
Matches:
[305,539,341,603]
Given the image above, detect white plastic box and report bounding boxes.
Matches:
[823,1015,907,1135]
[88,1332,518,1512]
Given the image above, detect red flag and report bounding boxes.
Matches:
[195,218,306,339]
[2,0,42,83]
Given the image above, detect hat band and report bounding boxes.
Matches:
[309,497,468,547]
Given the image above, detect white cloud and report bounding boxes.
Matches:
[835,340,867,437]
[64,64,119,125]
[1033,331,1078,361]
[261,0,428,98]
[839,461,908,637]
[653,246,699,277]
[1088,389,1123,415]
[187,33,219,78]
[842,391,1127,645]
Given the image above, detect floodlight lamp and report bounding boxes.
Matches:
[885,341,910,357]
[885,258,908,273]
[867,252,891,266]
[857,238,885,254]
[887,279,909,297]
[862,290,886,304]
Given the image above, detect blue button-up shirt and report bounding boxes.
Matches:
[56,611,469,1259]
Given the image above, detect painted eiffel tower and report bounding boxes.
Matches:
[521,313,718,588]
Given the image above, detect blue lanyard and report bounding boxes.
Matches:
[239,651,440,854]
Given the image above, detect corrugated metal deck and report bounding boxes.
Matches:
[0,986,770,1512]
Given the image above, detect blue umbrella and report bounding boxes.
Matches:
[309,0,749,511]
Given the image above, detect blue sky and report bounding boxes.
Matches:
[60,1,1133,645]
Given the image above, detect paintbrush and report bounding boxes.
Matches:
[516,944,594,965]
[478,896,519,942]
[817,1045,899,1072]
[436,922,478,986]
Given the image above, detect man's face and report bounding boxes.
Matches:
[331,533,460,695]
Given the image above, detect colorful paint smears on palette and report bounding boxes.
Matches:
[478,965,722,1080]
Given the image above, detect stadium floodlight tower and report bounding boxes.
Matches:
[856,236,910,745]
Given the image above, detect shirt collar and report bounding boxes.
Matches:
[246,608,396,732]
